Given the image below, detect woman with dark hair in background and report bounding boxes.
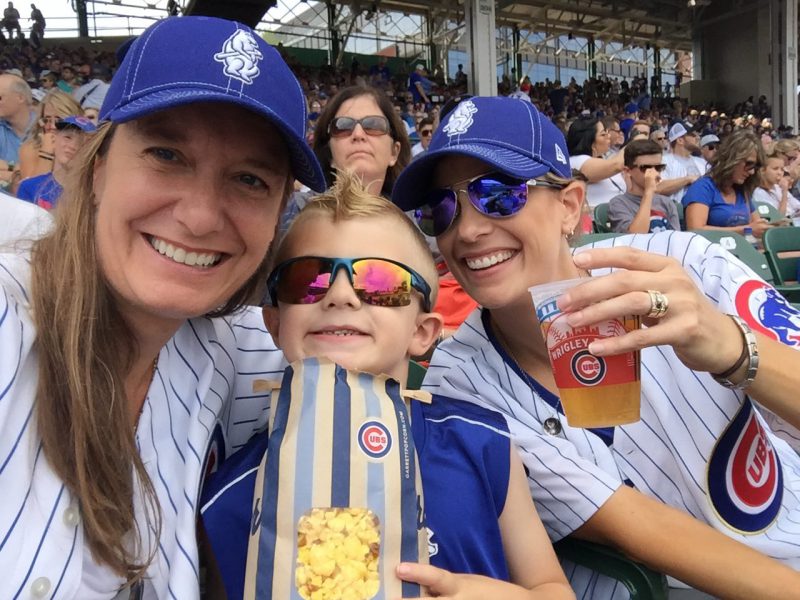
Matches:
[567,116,625,210]
[279,85,411,232]
[683,129,773,237]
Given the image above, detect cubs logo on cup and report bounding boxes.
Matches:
[735,280,800,347]
[358,420,392,459]
[707,401,783,533]
[571,350,606,385]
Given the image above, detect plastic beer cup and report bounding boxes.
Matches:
[529,279,641,428]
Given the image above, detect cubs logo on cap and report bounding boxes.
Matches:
[358,420,392,459]
[707,401,783,533]
[735,280,800,347]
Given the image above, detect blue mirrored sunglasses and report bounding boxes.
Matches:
[415,172,565,237]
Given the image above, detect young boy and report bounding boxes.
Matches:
[753,149,800,218]
[199,173,574,599]
[609,138,681,233]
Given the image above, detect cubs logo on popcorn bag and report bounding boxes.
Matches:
[244,358,428,600]
[707,400,783,533]
[735,280,800,347]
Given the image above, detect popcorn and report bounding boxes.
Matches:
[244,359,429,600]
[296,508,380,600]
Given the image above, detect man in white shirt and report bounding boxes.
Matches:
[658,121,702,203]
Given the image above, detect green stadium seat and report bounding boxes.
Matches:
[594,203,612,233]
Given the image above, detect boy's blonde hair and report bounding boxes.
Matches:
[274,170,440,305]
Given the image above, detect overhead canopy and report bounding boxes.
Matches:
[182,0,698,50]
[183,0,278,27]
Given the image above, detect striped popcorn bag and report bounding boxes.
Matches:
[244,358,428,600]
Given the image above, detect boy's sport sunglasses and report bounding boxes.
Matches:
[415,172,565,237]
[267,256,433,312]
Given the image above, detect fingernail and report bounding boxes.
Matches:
[588,341,605,354]
[396,563,409,576]
[573,252,590,267]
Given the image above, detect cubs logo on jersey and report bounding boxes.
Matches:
[735,280,800,347]
[707,400,783,534]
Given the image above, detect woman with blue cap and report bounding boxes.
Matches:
[0,16,325,597]
[391,96,800,599]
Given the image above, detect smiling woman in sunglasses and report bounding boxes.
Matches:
[683,129,773,237]
[391,96,800,599]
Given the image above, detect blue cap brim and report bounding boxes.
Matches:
[391,144,552,211]
[104,89,326,192]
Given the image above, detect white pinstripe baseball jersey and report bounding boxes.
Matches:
[425,231,800,598]
[0,252,286,599]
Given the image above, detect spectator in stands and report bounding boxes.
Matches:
[57,65,78,93]
[72,64,111,112]
[566,116,625,209]
[83,106,99,125]
[39,69,56,90]
[650,127,668,152]
[2,1,20,39]
[619,101,639,138]
[658,121,702,203]
[368,56,390,88]
[409,63,431,107]
[609,139,680,233]
[698,133,719,172]
[279,86,411,233]
[683,129,773,237]
[601,115,623,157]
[454,63,467,87]
[753,149,800,218]
[29,3,44,47]
[548,79,568,115]
[16,89,81,184]
[17,115,96,210]
[0,73,34,173]
[411,116,433,157]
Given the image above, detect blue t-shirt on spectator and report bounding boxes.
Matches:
[0,112,35,164]
[682,175,753,227]
[17,173,63,210]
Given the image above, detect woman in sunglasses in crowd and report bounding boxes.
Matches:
[391,96,800,599]
[0,17,325,597]
[566,116,626,210]
[15,89,82,187]
[683,129,774,237]
[279,85,411,231]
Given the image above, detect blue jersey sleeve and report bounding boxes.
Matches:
[682,175,716,208]
[200,433,268,600]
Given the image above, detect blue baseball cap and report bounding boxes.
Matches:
[625,102,639,114]
[100,16,326,192]
[391,96,571,211]
[56,115,97,133]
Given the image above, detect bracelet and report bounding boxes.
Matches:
[711,315,759,390]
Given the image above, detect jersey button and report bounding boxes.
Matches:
[30,576,51,598]
[63,505,80,528]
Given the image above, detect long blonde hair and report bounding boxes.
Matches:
[26,89,82,149]
[30,120,289,582]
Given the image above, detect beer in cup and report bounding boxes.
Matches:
[529,279,641,428]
